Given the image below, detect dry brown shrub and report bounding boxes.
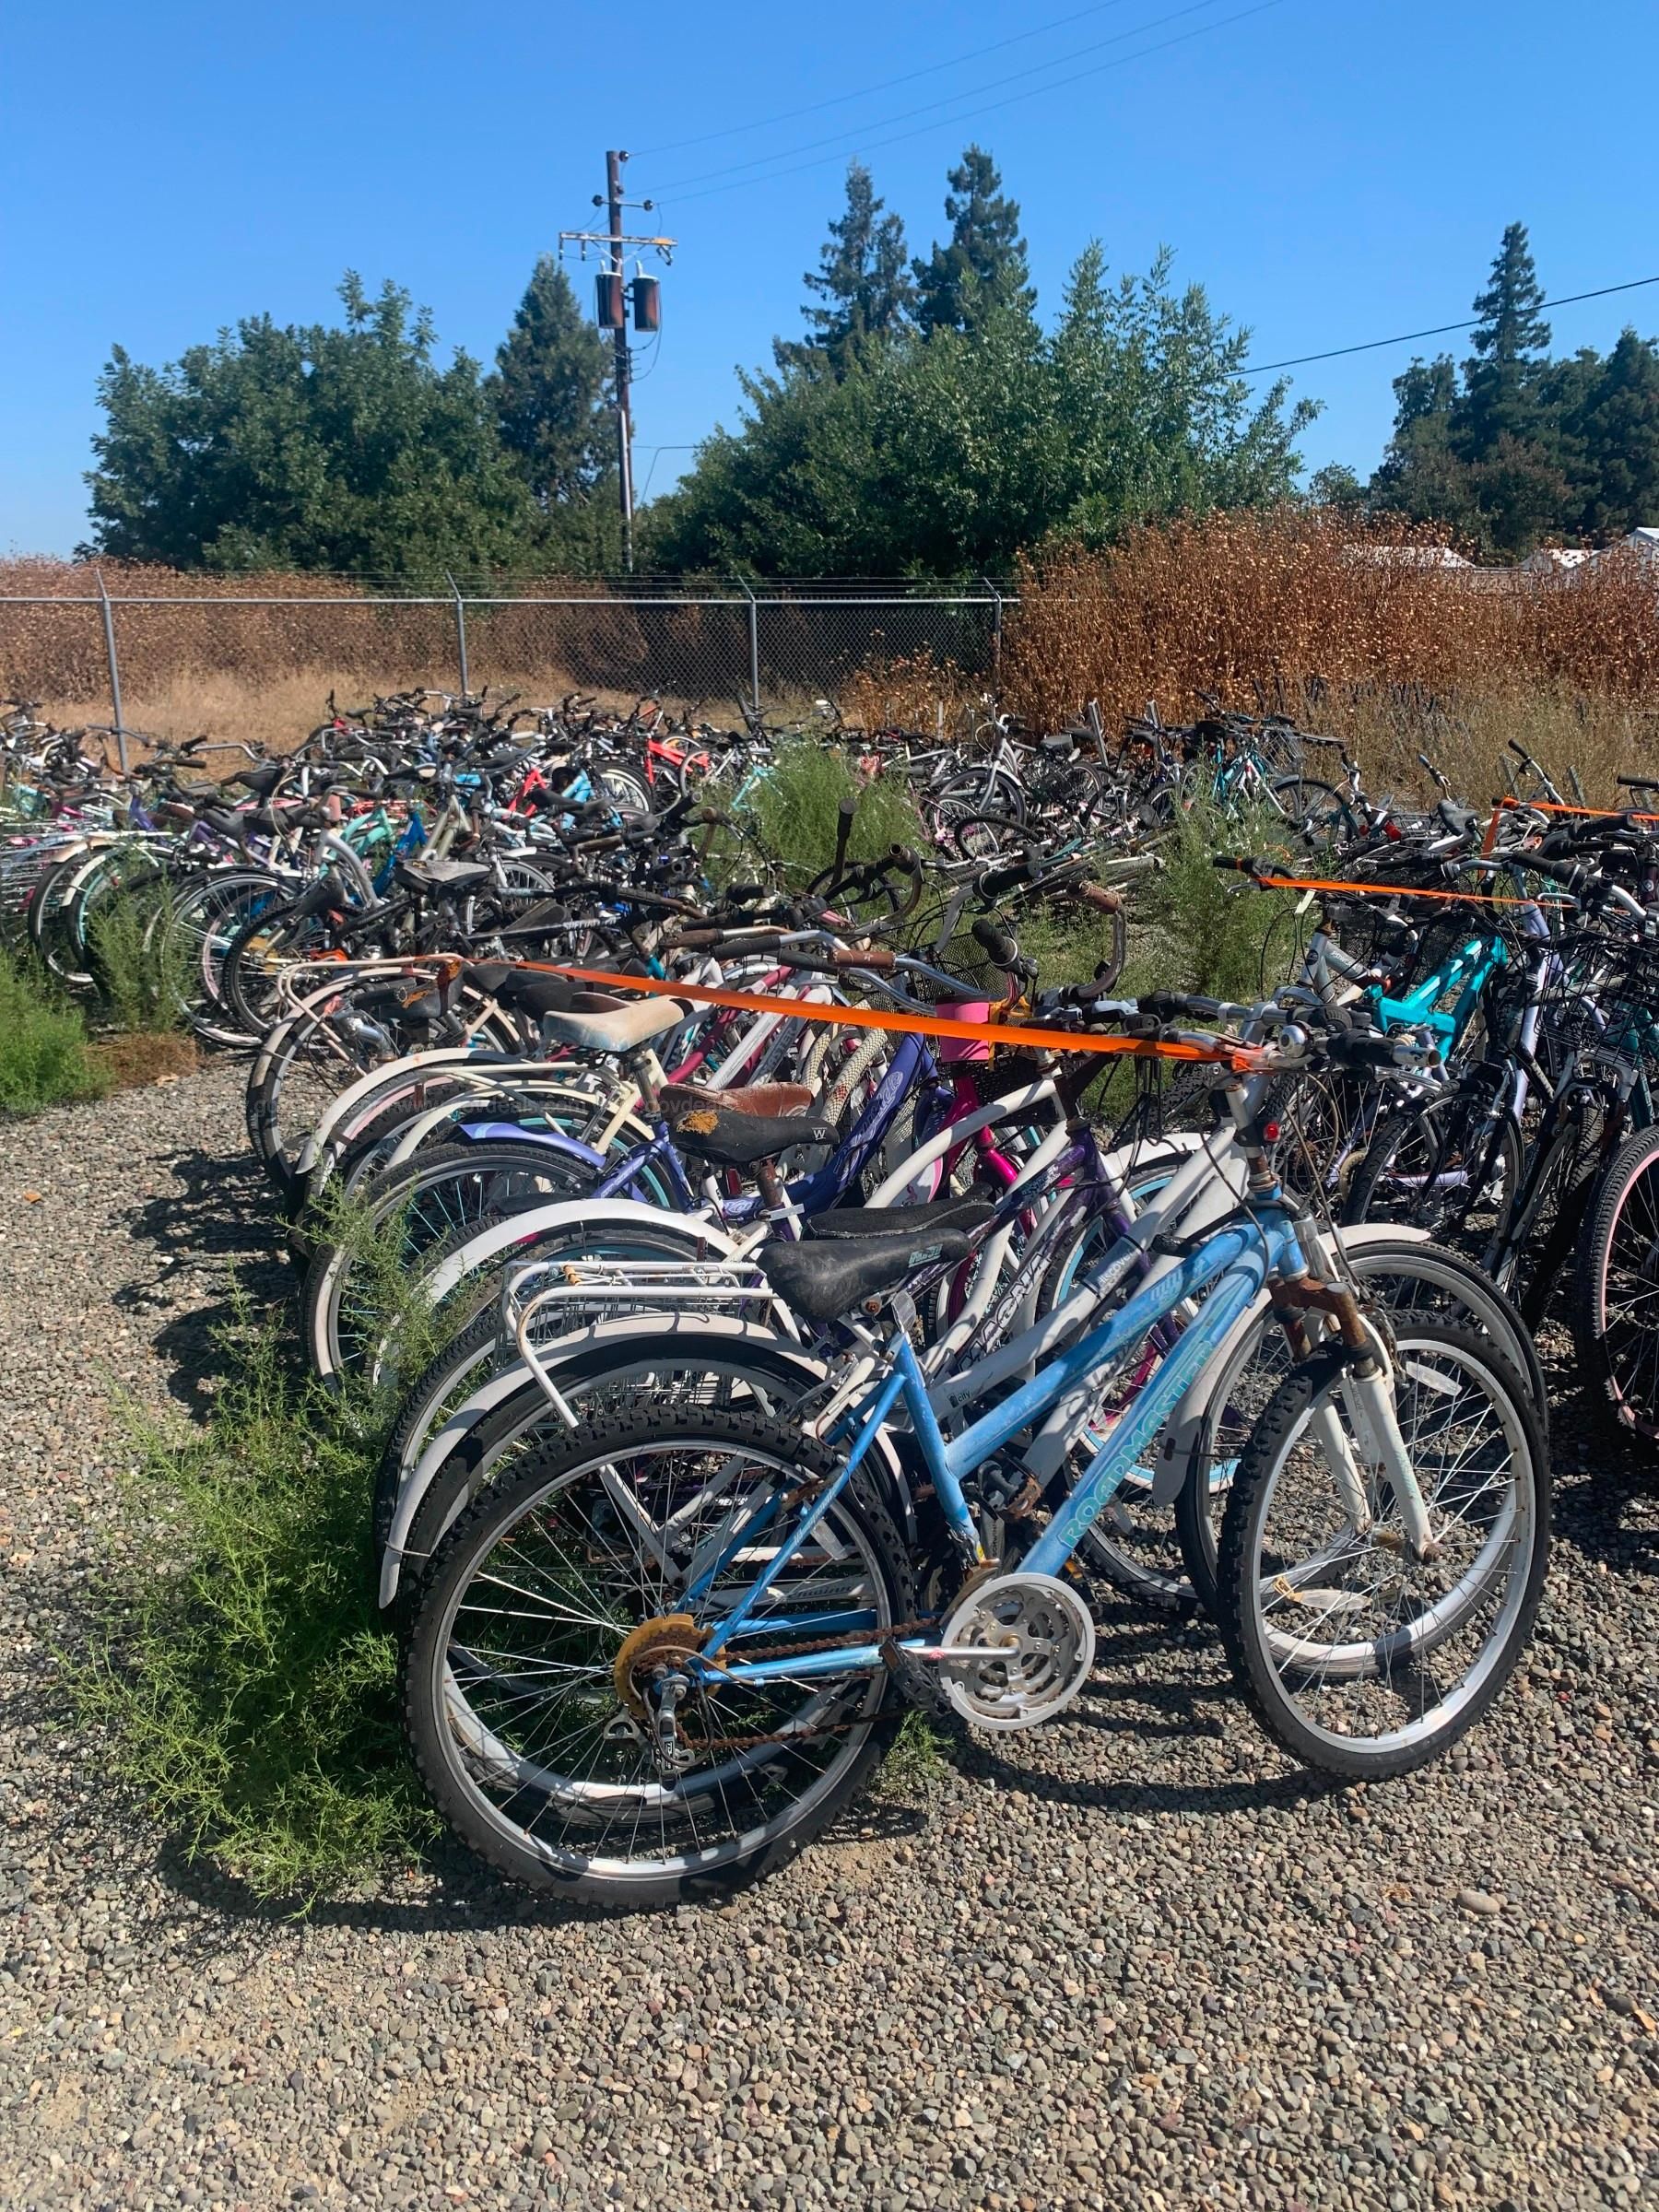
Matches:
[88,1031,199,1090]
[837,652,975,735]
[998,512,1659,800]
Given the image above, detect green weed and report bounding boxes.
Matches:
[0,951,107,1113]
[876,1710,953,1800]
[70,1299,437,1906]
[1124,792,1303,1003]
[86,878,190,1033]
[711,740,927,889]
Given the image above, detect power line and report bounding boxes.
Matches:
[652,1,1287,207]
[636,0,1146,160]
[638,443,698,500]
[1242,275,1659,377]
[645,0,1238,196]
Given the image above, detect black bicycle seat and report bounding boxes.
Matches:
[668,1103,837,1171]
[462,964,612,1020]
[759,1227,974,1323]
[806,1197,996,1241]
[230,761,288,798]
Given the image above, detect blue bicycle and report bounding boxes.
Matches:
[400,995,1550,1907]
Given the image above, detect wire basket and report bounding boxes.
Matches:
[1539,931,1659,1091]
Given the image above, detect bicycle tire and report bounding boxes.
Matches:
[1175,1238,1547,1614]
[401,1406,909,1907]
[1215,1314,1548,1780]
[303,1139,595,1384]
[1572,1121,1659,1443]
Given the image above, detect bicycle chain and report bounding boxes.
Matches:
[672,1618,937,1753]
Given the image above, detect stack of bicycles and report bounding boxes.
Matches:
[24,675,1659,1910]
[240,792,1572,1910]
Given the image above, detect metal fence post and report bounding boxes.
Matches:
[982,576,1004,688]
[737,580,761,715]
[444,571,471,698]
[94,568,129,773]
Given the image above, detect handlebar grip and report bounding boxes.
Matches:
[1142,989,1235,1022]
[1512,853,1585,891]
[971,917,1020,968]
[835,945,895,971]
[1075,881,1123,914]
[975,856,1033,898]
[1330,1033,1402,1069]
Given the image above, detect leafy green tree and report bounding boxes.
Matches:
[1306,462,1367,511]
[1368,225,1659,556]
[84,275,537,575]
[1559,329,1659,539]
[1046,245,1315,540]
[647,243,1315,576]
[912,146,1033,337]
[488,256,613,509]
[775,161,914,372]
[1369,354,1478,534]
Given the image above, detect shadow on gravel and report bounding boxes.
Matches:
[945,1665,1330,1821]
[147,1794,928,1938]
[1536,1352,1659,1579]
[1554,1450,1659,1579]
[117,1147,293,1412]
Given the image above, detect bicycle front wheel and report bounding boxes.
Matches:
[1215,1315,1548,1780]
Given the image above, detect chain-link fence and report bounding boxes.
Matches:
[0,575,1014,764]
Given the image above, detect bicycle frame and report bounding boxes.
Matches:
[688,1210,1292,1687]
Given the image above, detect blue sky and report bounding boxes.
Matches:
[3,0,1656,556]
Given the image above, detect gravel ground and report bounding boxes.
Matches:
[1,1062,1656,2212]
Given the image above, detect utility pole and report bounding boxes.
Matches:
[560,151,676,576]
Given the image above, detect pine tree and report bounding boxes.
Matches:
[1459,222,1551,455]
[1565,329,1659,538]
[912,145,1033,337]
[775,162,914,372]
[488,257,612,510]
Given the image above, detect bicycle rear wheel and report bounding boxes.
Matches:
[1573,1123,1659,1443]
[401,1407,908,1907]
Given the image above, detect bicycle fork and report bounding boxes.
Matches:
[1272,1270,1440,1561]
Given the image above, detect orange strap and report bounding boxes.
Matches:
[1240,870,1566,908]
[535,960,1264,1072]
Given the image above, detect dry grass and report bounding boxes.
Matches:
[27,669,678,764]
[10,523,1659,798]
[0,559,762,725]
[1000,512,1659,802]
[88,1031,199,1089]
